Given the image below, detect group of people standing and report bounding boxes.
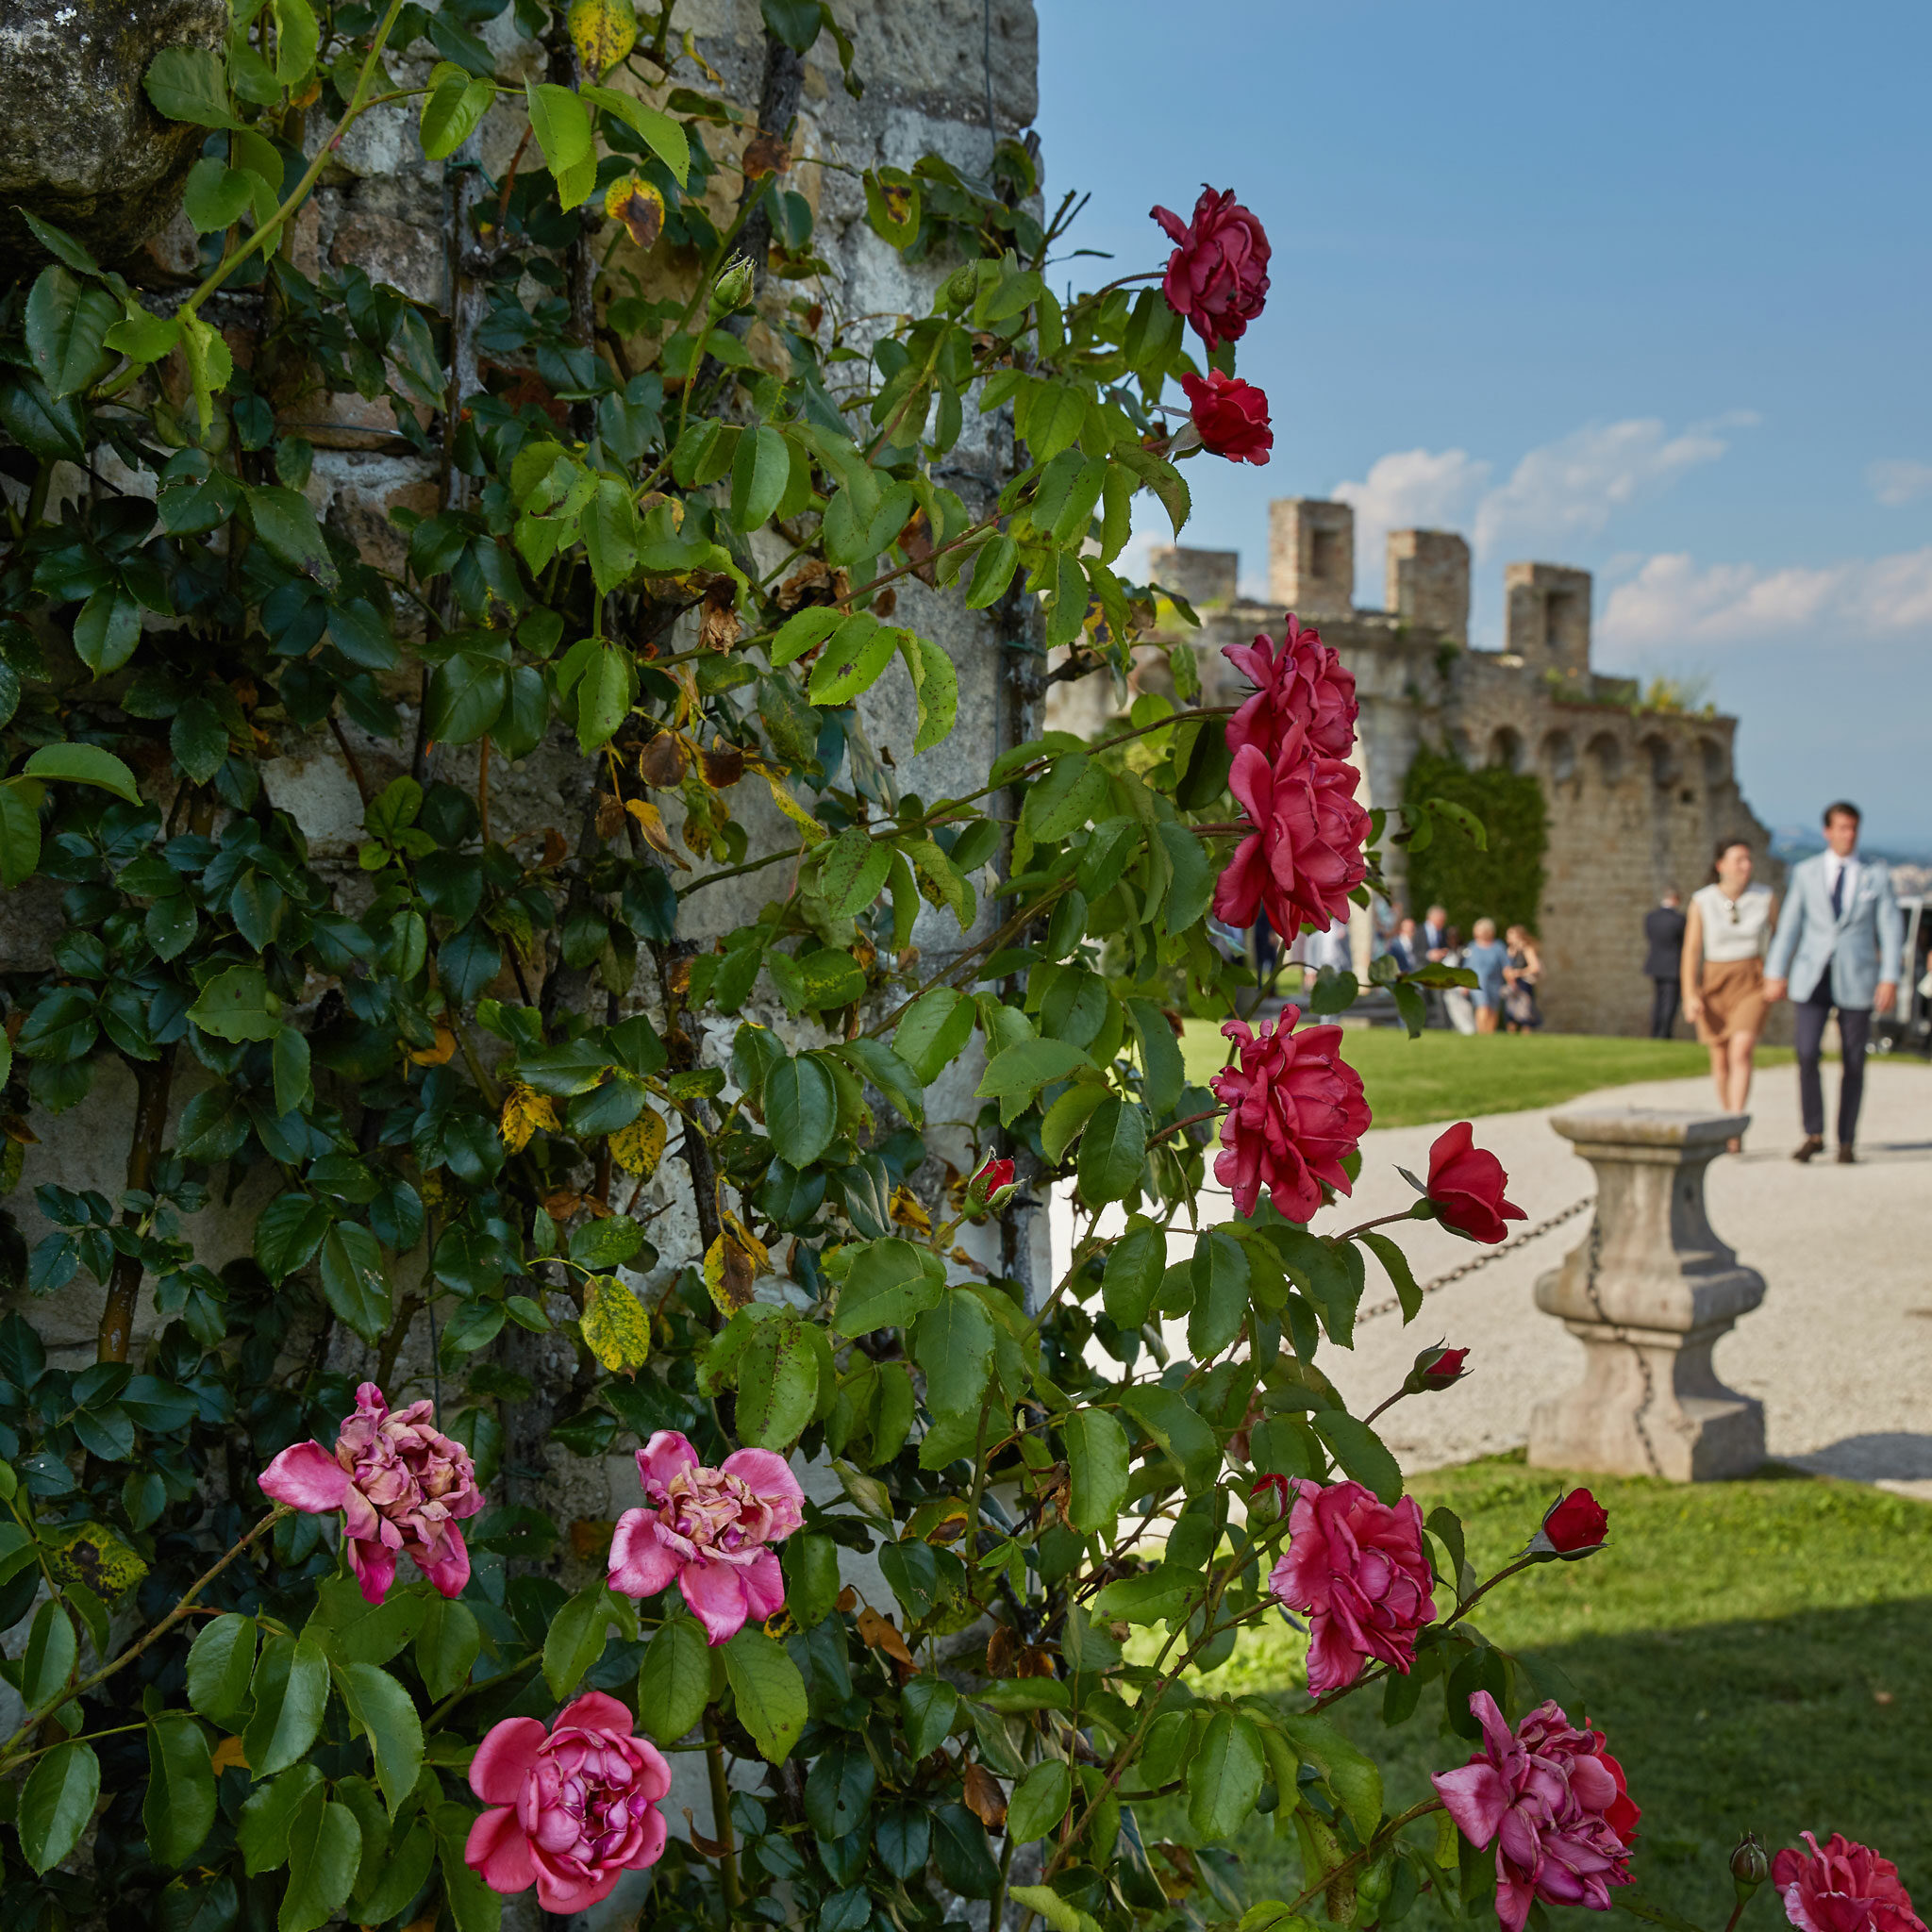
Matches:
[1645,801,1904,1160]
[1388,907,1543,1034]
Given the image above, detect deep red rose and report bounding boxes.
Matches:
[1537,1488,1609,1555]
[1417,1345,1471,1391]
[1211,721,1371,941]
[1425,1121,1528,1243]
[1774,1833,1924,1932]
[974,1158,1020,1205]
[1208,1008,1370,1221]
[1180,370,1272,465]
[1249,1471,1291,1517]
[1224,616,1358,762]
[1151,186,1271,351]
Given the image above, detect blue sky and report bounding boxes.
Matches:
[1035,1,1932,851]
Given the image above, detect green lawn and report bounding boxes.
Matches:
[1143,1457,1932,1926]
[1181,1024,1795,1130]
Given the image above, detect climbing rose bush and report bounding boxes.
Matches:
[0,3,1895,1928]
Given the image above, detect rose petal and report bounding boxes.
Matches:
[466,1805,537,1894]
[258,1441,353,1513]
[470,1717,549,1805]
[679,1560,750,1645]
[608,1510,680,1599]
[636,1430,700,1489]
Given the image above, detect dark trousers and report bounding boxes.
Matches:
[1793,989,1871,1145]
[1649,978,1679,1040]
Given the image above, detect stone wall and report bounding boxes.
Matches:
[1052,497,1781,1039]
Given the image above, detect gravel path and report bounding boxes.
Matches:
[1052,1058,1932,1495]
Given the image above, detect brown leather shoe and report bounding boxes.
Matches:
[1792,1135,1824,1162]
[1837,1145,1856,1165]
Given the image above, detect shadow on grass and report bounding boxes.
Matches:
[1167,1595,1932,1931]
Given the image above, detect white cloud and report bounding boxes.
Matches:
[1472,415,1748,557]
[1334,447,1491,591]
[1599,547,1932,650]
[1330,415,1750,605]
[1867,458,1932,507]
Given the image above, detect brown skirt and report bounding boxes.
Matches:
[1695,957,1766,1045]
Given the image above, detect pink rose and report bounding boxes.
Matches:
[1224,618,1358,762]
[1209,1008,1370,1222]
[1774,1833,1925,1932]
[1268,1477,1436,1693]
[1180,370,1272,465]
[1432,1691,1638,1932]
[1211,724,1372,942]
[1426,1122,1528,1243]
[1150,186,1271,352]
[258,1381,481,1605]
[607,1429,805,1644]
[465,1692,673,1913]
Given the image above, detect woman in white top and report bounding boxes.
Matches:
[1681,839,1777,1150]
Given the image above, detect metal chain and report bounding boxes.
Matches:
[1575,1206,1664,1477]
[1354,1194,1595,1325]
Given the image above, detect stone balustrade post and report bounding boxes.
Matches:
[1527,1108,1766,1482]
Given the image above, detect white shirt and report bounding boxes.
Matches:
[1692,883,1773,962]
[1824,850,1860,917]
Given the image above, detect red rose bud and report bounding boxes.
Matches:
[1406,1344,1470,1394]
[1179,370,1273,466]
[1249,1471,1291,1522]
[1425,1122,1528,1244]
[967,1155,1017,1211]
[1529,1487,1609,1559]
[1150,186,1271,352]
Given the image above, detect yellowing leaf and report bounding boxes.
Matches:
[703,1234,757,1313]
[408,1024,456,1066]
[722,1209,770,1277]
[609,1105,668,1177]
[568,0,637,74]
[889,1184,932,1236]
[625,796,691,868]
[758,771,828,846]
[500,1083,560,1153]
[46,1521,148,1595]
[581,1273,653,1372]
[605,173,665,249]
[210,1736,248,1774]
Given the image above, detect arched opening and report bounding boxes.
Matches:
[1698,738,1726,789]
[1642,733,1678,790]
[1487,725,1524,774]
[1586,731,1624,787]
[1541,730,1576,783]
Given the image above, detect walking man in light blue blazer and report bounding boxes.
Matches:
[1764,800,1904,1163]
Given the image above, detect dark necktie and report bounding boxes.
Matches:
[1830,865,1845,918]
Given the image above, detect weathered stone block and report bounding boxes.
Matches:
[0,0,228,261]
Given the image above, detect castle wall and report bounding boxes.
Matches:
[1059,507,1783,1041]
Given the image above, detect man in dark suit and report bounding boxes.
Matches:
[1644,890,1688,1038]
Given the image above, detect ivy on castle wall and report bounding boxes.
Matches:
[1403,746,1549,935]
